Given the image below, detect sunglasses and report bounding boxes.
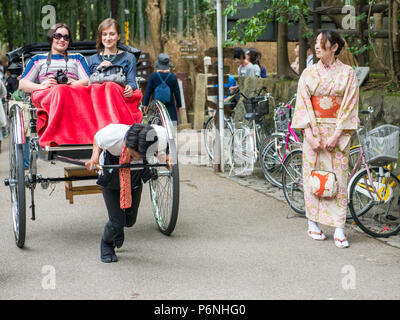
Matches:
[53,33,70,41]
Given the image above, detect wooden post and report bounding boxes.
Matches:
[358,0,368,65]
[299,16,307,75]
[312,0,322,64]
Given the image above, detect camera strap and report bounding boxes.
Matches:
[45,52,69,75]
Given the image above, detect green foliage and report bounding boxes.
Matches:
[223,0,310,45]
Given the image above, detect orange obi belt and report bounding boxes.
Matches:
[311,96,342,118]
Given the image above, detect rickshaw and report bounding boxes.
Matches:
[4,41,180,248]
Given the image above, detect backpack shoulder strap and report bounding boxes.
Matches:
[157,72,166,84]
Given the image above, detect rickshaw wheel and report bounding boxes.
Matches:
[9,105,26,248]
[143,100,180,235]
[149,161,179,235]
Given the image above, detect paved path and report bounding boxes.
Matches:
[1,136,400,300]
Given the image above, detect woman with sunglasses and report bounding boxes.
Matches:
[87,18,137,98]
[19,23,90,93]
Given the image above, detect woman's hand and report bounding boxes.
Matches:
[304,127,323,152]
[229,85,238,94]
[166,155,172,171]
[98,60,113,69]
[324,130,342,152]
[306,135,323,152]
[42,75,58,89]
[123,85,133,98]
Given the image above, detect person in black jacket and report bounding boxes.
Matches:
[142,53,182,124]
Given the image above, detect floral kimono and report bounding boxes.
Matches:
[291,59,359,228]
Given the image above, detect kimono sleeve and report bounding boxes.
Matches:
[291,70,319,137]
[336,67,359,131]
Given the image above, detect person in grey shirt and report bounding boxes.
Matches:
[229,47,256,93]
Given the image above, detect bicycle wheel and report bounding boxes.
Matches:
[348,167,400,238]
[8,105,26,248]
[229,125,256,176]
[259,133,297,189]
[282,149,305,215]
[346,146,361,219]
[143,100,179,235]
[203,115,234,163]
[349,145,360,172]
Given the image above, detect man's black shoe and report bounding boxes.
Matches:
[114,229,124,249]
[100,238,118,263]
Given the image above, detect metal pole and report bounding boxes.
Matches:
[216,0,225,172]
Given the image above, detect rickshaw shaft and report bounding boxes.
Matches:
[53,155,168,169]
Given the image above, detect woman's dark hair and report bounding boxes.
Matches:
[247,48,260,66]
[125,124,158,155]
[233,47,245,60]
[319,30,345,56]
[96,18,122,51]
[46,23,72,47]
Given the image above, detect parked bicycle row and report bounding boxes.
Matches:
[203,89,400,240]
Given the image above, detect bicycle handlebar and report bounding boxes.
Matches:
[239,86,270,101]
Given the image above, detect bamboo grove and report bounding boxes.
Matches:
[0,0,216,52]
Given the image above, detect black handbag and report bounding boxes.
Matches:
[89,65,126,87]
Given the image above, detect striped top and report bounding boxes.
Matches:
[21,53,90,84]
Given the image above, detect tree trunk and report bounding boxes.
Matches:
[111,0,119,19]
[86,1,91,40]
[137,0,145,44]
[392,0,399,81]
[1,0,13,50]
[373,1,385,61]
[23,0,33,44]
[277,18,297,79]
[192,0,198,35]
[388,0,396,83]
[177,0,184,39]
[146,0,165,56]
[298,15,307,75]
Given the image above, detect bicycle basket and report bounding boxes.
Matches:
[357,124,400,165]
[243,96,269,116]
[274,104,291,132]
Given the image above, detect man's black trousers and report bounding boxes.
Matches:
[101,185,143,243]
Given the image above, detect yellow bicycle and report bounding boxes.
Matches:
[347,108,400,238]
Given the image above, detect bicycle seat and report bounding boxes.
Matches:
[244,112,258,120]
[223,101,236,110]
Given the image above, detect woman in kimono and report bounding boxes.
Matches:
[291,30,359,248]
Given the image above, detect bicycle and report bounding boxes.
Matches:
[279,106,367,217]
[259,94,302,189]
[347,108,400,238]
[203,98,238,165]
[280,144,360,218]
[229,87,273,176]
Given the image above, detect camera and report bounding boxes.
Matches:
[54,69,68,84]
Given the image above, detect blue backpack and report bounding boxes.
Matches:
[153,72,171,104]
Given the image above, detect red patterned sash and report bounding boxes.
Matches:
[311,96,342,118]
[119,142,132,209]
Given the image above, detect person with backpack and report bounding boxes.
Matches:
[142,53,182,123]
